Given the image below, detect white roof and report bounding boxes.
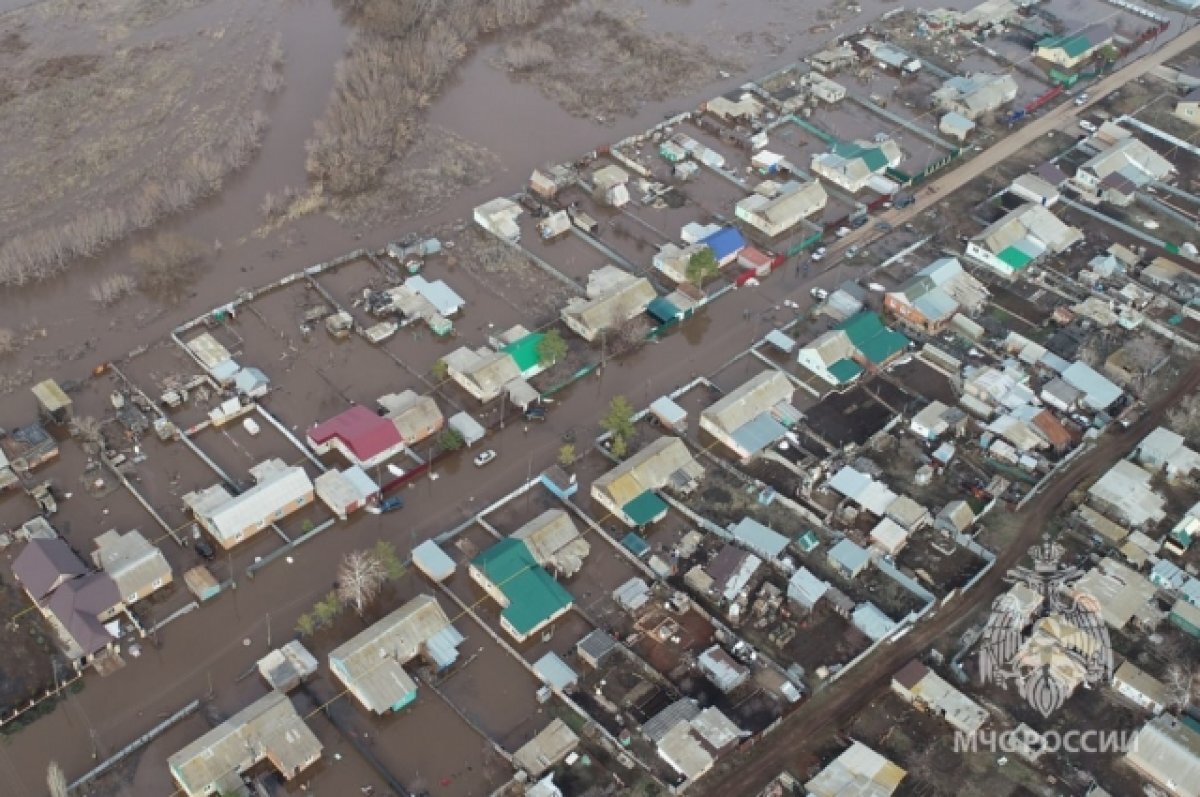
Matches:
[870,518,909,554]
[650,396,687,427]
[806,741,906,797]
[1062,361,1122,411]
[1126,716,1200,797]
[1087,460,1167,527]
[205,466,312,544]
[788,567,831,607]
[405,275,464,316]
[412,540,456,582]
[852,602,898,641]
[729,517,789,560]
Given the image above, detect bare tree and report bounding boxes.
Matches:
[72,416,105,457]
[337,549,388,615]
[47,761,68,797]
[1164,663,1199,711]
[0,327,16,357]
[1168,392,1200,445]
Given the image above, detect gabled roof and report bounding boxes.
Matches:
[700,227,746,261]
[92,529,171,600]
[512,509,590,577]
[309,406,403,463]
[593,436,704,508]
[836,311,910,365]
[701,370,794,435]
[562,267,657,336]
[200,463,313,544]
[472,539,574,636]
[46,573,120,655]
[13,537,87,600]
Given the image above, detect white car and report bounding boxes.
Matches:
[1074,92,1089,106]
[810,287,829,301]
[1079,119,1097,133]
[811,246,827,262]
[473,449,497,467]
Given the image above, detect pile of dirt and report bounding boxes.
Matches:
[493,3,743,122]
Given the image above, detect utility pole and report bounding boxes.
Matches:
[266,613,272,649]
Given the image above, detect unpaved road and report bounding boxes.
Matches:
[821,22,1200,267]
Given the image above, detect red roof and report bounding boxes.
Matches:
[1032,410,1073,449]
[738,246,772,269]
[309,406,402,463]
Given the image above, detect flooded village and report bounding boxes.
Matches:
[3,0,1200,796]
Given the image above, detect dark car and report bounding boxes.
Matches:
[850,215,868,229]
[894,194,915,209]
[524,406,547,421]
[366,496,405,515]
[195,540,216,561]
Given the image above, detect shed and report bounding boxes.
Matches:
[870,518,910,556]
[788,567,831,610]
[697,645,750,692]
[183,566,220,602]
[533,652,580,691]
[32,379,72,424]
[257,641,319,692]
[764,329,796,354]
[852,602,898,641]
[621,532,651,558]
[577,629,619,668]
[650,396,688,432]
[513,719,580,778]
[613,577,651,611]
[412,539,456,582]
[828,538,871,579]
[448,412,486,446]
[729,517,789,560]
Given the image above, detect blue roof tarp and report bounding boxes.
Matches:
[701,227,747,262]
[622,532,651,557]
[730,414,788,457]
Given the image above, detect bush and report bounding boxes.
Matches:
[89,274,136,305]
[0,328,16,357]
[132,233,209,302]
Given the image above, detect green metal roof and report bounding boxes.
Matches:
[502,332,547,374]
[797,529,820,553]
[997,245,1034,270]
[1170,527,1195,549]
[834,311,910,365]
[646,297,681,325]
[832,141,889,172]
[828,358,864,384]
[1037,33,1094,59]
[622,490,669,526]
[471,539,573,636]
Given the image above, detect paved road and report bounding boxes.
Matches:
[821,22,1200,267]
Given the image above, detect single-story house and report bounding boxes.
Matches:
[1112,660,1169,714]
[1137,426,1200,479]
[1071,558,1158,629]
[441,346,523,404]
[892,659,988,734]
[313,466,380,520]
[168,691,323,797]
[932,73,1018,120]
[884,257,989,334]
[511,509,590,578]
[853,602,898,641]
[828,538,872,579]
[966,202,1083,277]
[183,459,314,549]
[870,518,910,556]
[474,197,522,243]
[470,538,574,642]
[735,179,828,237]
[811,139,903,193]
[513,719,580,778]
[308,405,405,468]
[561,265,657,342]
[805,741,906,797]
[697,645,750,692]
[728,517,790,561]
[1035,24,1112,69]
[1125,715,1200,797]
[699,370,798,460]
[700,227,747,267]
[591,436,704,526]
[788,567,831,610]
[329,594,464,714]
[378,390,444,445]
[1087,459,1166,528]
[91,529,172,607]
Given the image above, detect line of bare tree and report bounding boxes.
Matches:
[307,0,547,198]
[0,112,267,288]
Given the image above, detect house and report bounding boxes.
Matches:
[824,281,868,322]
[870,518,910,556]
[470,538,574,642]
[168,691,323,797]
[805,741,906,797]
[257,641,319,693]
[729,517,790,561]
[1106,342,1168,388]
[936,500,976,535]
[1031,409,1073,453]
[1125,715,1200,797]
[884,257,989,333]
[511,509,590,578]
[591,436,704,526]
[828,538,872,579]
[561,265,657,342]
[1075,137,1176,198]
[1087,460,1166,528]
[706,544,763,603]
[91,529,172,606]
[1035,25,1112,69]
[513,719,580,778]
[405,275,465,317]
[1171,599,1200,639]
[313,466,379,520]
[932,73,1018,120]
[654,241,709,283]
[1061,361,1122,412]
[1177,88,1200,125]
[700,227,746,267]
[705,92,766,122]
[533,651,579,692]
[655,705,744,783]
[329,594,464,714]
[892,659,988,735]
[12,536,88,600]
[735,179,828,237]
[0,421,59,473]
[1141,257,1195,297]
[442,346,526,404]
[797,329,863,386]
[940,111,977,141]
[788,567,831,610]
[308,405,405,468]
[1137,427,1200,479]
[1112,661,1169,714]
[811,138,903,193]
[697,645,750,692]
[853,602,899,640]
[886,495,931,531]
[1169,501,1200,553]
[378,390,444,445]
[800,71,847,103]
[1071,558,1158,629]
[842,311,912,368]
[592,164,631,207]
[1010,173,1061,207]
[966,202,1083,276]
[183,459,314,549]
[827,466,899,517]
[474,197,522,242]
[700,370,797,460]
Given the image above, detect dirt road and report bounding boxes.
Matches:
[821,22,1200,266]
[696,359,1200,795]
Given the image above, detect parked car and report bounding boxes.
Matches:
[846,244,860,258]
[810,287,829,301]
[474,449,497,467]
[874,221,893,232]
[1079,119,1097,133]
[378,496,405,513]
[894,194,915,209]
[195,540,216,561]
[524,406,547,422]
[811,246,827,262]
[1074,92,1089,106]
[850,215,868,229]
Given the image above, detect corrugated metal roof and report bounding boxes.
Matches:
[729,517,789,560]
[206,467,312,544]
[533,652,579,690]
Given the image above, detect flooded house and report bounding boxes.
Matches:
[441,346,528,404]
[183,459,314,550]
[91,528,172,606]
[308,405,406,468]
[561,265,657,342]
[511,509,590,578]
[513,719,580,778]
[329,594,465,714]
[470,537,574,643]
[735,179,828,238]
[313,466,380,520]
[810,139,902,194]
[167,690,323,797]
[474,197,523,243]
[378,390,444,445]
[591,436,704,526]
[699,370,798,461]
[0,421,59,473]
